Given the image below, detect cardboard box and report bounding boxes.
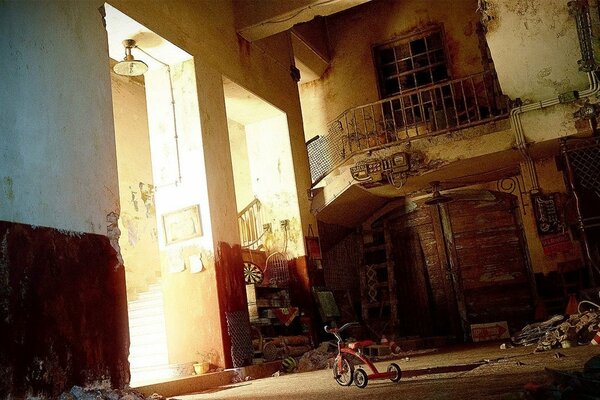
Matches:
[363,344,391,357]
[470,321,510,342]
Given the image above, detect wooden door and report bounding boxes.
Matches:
[388,206,458,338]
[440,191,534,332]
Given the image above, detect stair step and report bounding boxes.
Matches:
[128,305,165,319]
[127,281,169,374]
[129,346,169,358]
[128,298,164,311]
[129,315,165,332]
[129,353,169,369]
[130,332,167,349]
[135,291,163,302]
[130,364,189,388]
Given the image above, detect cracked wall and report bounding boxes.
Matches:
[0,0,120,235]
[111,68,161,300]
[484,0,590,101]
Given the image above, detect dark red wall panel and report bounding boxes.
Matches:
[0,221,129,398]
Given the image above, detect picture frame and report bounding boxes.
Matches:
[305,235,322,260]
[162,204,202,245]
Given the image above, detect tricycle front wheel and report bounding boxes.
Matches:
[333,357,353,386]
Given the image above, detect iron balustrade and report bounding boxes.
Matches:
[238,197,265,250]
[306,71,510,184]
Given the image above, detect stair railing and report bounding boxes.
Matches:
[238,197,266,250]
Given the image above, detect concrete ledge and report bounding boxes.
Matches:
[134,361,282,397]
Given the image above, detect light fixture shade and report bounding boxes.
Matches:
[424,181,453,205]
[113,59,148,76]
[113,39,148,77]
[424,190,453,205]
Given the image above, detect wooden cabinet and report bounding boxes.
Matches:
[247,283,307,361]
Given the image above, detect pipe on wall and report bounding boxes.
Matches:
[509,0,600,193]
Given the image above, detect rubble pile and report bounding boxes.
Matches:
[296,342,335,372]
[522,355,600,399]
[58,386,165,400]
[511,311,600,352]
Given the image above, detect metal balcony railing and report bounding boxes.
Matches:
[238,197,266,250]
[306,71,510,184]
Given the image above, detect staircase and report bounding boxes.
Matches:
[128,282,171,387]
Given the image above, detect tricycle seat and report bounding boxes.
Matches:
[348,340,374,349]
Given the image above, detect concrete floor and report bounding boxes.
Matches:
[173,343,600,400]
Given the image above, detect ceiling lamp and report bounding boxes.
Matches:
[113,39,148,77]
[424,181,453,206]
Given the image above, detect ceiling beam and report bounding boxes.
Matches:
[234,0,371,42]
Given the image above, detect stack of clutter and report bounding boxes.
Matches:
[511,311,600,352]
[262,335,312,361]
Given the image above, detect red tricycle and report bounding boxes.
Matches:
[325,322,401,388]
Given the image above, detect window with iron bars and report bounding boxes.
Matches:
[374,28,450,97]
[373,28,451,128]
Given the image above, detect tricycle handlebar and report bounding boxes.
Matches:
[324,322,359,334]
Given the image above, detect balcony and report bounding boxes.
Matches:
[306,71,510,185]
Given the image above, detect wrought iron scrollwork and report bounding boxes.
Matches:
[496,176,528,215]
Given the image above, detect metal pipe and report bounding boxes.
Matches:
[509,71,599,192]
[136,46,183,187]
[509,0,600,192]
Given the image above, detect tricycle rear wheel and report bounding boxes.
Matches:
[354,368,368,388]
[388,363,402,382]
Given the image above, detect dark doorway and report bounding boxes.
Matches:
[360,190,534,340]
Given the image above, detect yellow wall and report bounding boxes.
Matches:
[246,115,304,257]
[228,119,255,211]
[106,0,317,366]
[110,0,316,242]
[299,0,484,139]
[484,0,589,101]
[472,158,582,275]
[111,71,162,300]
[520,158,583,275]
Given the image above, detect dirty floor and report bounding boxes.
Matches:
[172,343,600,400]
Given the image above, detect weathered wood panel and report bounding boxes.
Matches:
[389,203,457,338]
[446,192,533,330]
[363,191,533,340]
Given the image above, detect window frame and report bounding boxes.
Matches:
[372,25,452,99]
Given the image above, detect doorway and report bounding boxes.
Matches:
[364,190,534,340]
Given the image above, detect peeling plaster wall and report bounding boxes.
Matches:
[0,2,127,396]
[144,59,225,366]
[484,0,589,101]
[519,103,581,143]
[111,72,162,300]
[246,115,304,257]
[228,119,254,211]
[299,0,484,139]
[0,1,119,235]
[111,0,316,246]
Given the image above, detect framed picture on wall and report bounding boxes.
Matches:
[162,204,202,245]
[305,235,322,260]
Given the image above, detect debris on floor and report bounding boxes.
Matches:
[520,355,600,399]
[510,311,600,352]
[59,386,164,400]
[297,342,334,372]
